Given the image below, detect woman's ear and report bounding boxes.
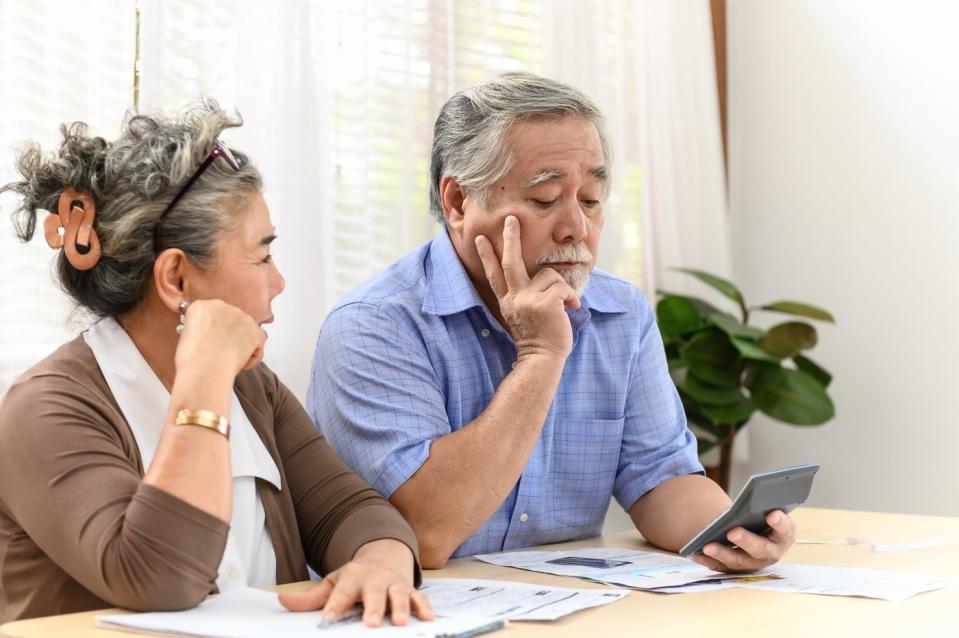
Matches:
[152,249,190,313]
[440,175,467,232]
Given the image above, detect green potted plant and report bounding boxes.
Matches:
[656,269,835,491]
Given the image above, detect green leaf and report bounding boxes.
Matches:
[680,375,743,406]
[746,363,835,425]
[731,336,779,362]
[657,295,707,338]
[674,268,745,307]
[657,291,725,317]
[665,342,684,370]
[794,354,832,388]
[760,301,835,323]
[701,394,755,426]
[709,312,764,340]
[681,329,742,388]
[680,394,723,436]
[759,322,818,359]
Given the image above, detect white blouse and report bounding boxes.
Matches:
[84,317,281,591]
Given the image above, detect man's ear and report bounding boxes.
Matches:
[152,249,191,313]
[440,175,467,232]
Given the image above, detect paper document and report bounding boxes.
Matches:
[474,547,725,589]
[732,563,958,602]
[476,547,957,602]
[419,578,627,621]
[97,586,503,638]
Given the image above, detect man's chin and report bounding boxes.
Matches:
[558,267,591,296]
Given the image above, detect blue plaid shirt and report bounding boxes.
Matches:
[307,228,702,558]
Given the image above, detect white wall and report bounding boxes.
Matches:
[727,1,959,516]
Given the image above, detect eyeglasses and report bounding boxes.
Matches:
[153,138,240,252]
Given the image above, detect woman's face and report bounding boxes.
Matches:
[189,192,285,326]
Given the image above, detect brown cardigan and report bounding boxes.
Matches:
[0,337,420,622]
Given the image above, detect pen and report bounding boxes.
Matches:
[435,619,507,638]
[316,606,363,629]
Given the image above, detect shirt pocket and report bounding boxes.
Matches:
[549,417,626,529]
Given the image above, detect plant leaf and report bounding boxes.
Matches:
[746,363,835,425]
[680,375,743,406]
[657,295,707,338]
[709,312,764,340]
[701,394,755,426]
[759,322,818,359]
[681,329,741,388]
[731,336,779,362]
[760,301,835,323]
[681,396,724,437]
[656,290,720,324]
[674,268,745,306]
[793,354,832,388]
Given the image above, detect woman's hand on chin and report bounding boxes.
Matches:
[174,299,267,380]
[278,539,433,627]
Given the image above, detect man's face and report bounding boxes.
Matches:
[447,115,606,302]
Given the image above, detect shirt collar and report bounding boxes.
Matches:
[579,277,628,315]
[422,227,488,317]
[423,227,628,317]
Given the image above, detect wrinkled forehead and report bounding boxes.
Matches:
[505,115,606,181]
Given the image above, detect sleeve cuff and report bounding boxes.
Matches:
[321,502,422,587]
[614,455,705,513]
[371,440,432,499]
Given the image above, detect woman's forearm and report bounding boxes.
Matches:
[142,367,234,522]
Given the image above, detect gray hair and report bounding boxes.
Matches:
[429,71,611,222]
[1,98,262,318]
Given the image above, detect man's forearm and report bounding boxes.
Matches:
[628,474,732,552]
[390,353,565,567]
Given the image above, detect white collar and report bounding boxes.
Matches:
[83,317,281,489]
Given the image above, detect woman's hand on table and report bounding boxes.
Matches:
[279,539,434,627]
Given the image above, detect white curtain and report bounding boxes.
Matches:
[0,0,729,404]
[0,0,135,389]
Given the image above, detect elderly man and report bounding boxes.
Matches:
[307,72,795,569]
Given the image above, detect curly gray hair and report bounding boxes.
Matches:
[1,99,262,318]
[428,72,611,222]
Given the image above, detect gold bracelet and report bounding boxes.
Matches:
[175,409,230,439]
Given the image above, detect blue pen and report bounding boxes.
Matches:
[435,619,507,638]
[316,606,363,629]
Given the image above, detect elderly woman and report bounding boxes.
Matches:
[0,101,433,627]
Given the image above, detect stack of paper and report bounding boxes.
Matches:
[474,547,957,602]
[475,547,729,590]
[96,578,627,638]
[420,578,626,621]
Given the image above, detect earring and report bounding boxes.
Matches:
[176,301,188,335]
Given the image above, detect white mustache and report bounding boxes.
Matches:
[536,244,593,266]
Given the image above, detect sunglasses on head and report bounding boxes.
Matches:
[153,138,240,252]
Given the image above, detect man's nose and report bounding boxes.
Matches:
[553,199,588,243]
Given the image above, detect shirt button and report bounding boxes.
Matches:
[519,512,529,522]
[226,565,241,579]
[481,328,490,338]
[511,361,517,369]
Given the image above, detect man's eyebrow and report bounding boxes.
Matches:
[526,169,566,188]
[526,166,608,188]
[590,166,609,181]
